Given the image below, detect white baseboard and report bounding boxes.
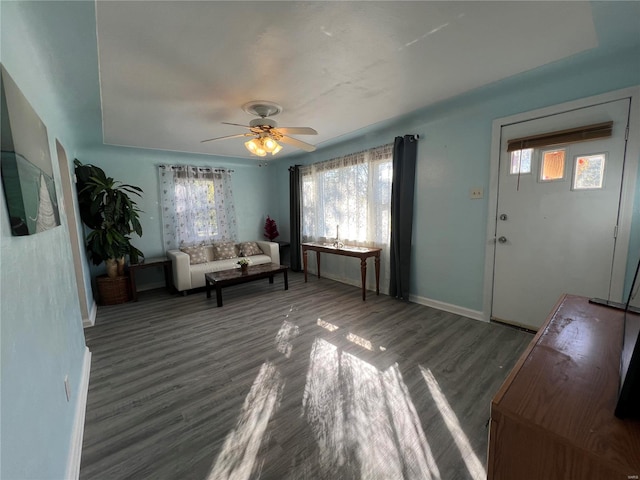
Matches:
[409,294,487,322]
[65,346,92,480]
[311,271,390,296]
[309,271,483,321]
[83,300,97,328]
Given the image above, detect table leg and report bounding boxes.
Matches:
[130,268,138,302]
[269,275,274,284]
[206,278,211,298]
[375,253,380,296]
[284,269,288,290]
[360,257,367,301]
[303,249,308,282]
[216,285,223,307]
[163,263,172,292]
[316,252,321,278]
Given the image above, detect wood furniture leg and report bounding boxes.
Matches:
[130,268,138,301]
[215,285,223,307]
[360,258,367,301]
[316,252,321,278]
[206,277,212,298]
[163,263,172,292]
[284,269,288,290]
[269,275,274,284]
[303,248,308,282]
[375,253,380,295]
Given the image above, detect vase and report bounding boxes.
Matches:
[117,256,126,276]
[105,258,118,278]
[241,264,248,274]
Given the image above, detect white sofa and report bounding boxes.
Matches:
[167,240,280,294]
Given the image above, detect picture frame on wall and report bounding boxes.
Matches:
[1,65,60,236]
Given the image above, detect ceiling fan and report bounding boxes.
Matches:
[201,101,317,156]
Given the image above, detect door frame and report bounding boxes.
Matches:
[483,86,640,323]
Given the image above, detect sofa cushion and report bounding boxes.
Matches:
[179,245,208,265]
[238,241,263,257]
[212,242,238,260]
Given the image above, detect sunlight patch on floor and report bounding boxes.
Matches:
[275,320,300,358]
[346,332,373,351]
[317,318,340,332]
[420,366,486,479]
[207,362,284,480]
[302,337,441,479]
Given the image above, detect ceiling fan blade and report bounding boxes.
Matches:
[280,135,316,152]
[221,122,252,128]
[275,127,318,135]
[200,133,253,144]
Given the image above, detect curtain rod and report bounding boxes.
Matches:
[158,165,234,173]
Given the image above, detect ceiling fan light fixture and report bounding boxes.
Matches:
[245,136,281,157]
[263,136,278,152]
[245,138,266,157]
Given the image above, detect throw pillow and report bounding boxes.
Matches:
[239,241,263,257]
[180,245,208,265]
[212,242,238,260]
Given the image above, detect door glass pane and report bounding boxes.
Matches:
[574,154,606,190]
[540,149,565,181]
[510,148,533,174]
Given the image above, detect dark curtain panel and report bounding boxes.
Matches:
[289,165,302,271]
[390,135,418,300]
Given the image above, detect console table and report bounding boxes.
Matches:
[301,242,381,301]
[128,257,172,301]
[488,294,640,479]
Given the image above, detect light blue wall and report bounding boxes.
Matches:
[1,2,89,478]
[77,145,278,284]
[276,44,640,312]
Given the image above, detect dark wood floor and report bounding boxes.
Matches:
[80,272,532,480]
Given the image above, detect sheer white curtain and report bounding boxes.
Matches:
[159,165,238,249]
[301,144,393,287]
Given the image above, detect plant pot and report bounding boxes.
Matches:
[105,258,118,278]
[96,275,131,305]
[117,256,126,276]
[241,264,248,274]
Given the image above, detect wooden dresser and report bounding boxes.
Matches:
[488,294,640,480]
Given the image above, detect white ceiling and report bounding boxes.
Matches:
[96,1,598,159]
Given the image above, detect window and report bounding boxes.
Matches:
[573,154,606,190]
[301,144,393,247]
[159,165,237,248]
[510,149,532,175]
[539,148,566,182]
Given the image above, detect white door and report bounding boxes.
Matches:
[492,98,631,330]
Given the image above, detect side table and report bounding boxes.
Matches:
[128,257,173,301]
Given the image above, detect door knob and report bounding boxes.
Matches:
[499,214,508,221]
[498,236,508,243]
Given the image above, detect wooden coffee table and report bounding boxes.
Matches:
[205,263,288,307]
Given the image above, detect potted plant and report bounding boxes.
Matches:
[74,159,143,281]
[237,257,251,274]
[264,215,279,241]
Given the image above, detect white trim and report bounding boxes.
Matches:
[83,300,97,328]
[483,86,640,323]
[312,271,485,321]
[409,295,486,322]
[65,347,92,480]
[310,271,391,296]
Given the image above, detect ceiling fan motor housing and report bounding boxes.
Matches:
[249,117,277,129]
